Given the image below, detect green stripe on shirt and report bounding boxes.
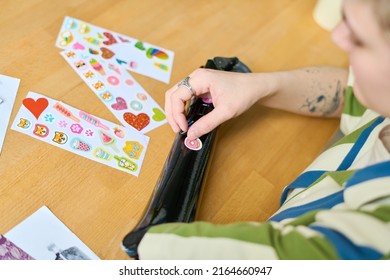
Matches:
[343,86,366,117]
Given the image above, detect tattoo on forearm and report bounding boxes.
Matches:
[302,80,344,116]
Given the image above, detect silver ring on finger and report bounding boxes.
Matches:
[177,76,196,96]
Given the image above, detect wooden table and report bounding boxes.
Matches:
[0,0,347,259]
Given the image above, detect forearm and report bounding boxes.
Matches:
[260,66,349,118]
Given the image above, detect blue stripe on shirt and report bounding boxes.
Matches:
[269,191,344,222]
[280,170,326,205]
[345,160,390,188]
[337,117,384,171]
[310,225,383,259]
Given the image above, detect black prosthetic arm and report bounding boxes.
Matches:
[122,57,251,259]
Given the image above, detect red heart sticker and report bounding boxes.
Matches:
[123,112,150,131]
[22,97,49,119]
[102,32,117,45]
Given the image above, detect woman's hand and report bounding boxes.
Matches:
[165,68,273,140]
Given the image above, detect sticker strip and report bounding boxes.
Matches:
[11,91,149,176]
[61,49,167,134]
[56,16,175,84]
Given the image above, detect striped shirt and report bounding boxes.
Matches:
[138,76,390,259]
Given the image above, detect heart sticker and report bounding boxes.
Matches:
[73,42,85,50]
[123,112,150,131]
[111,97,128,110]
[152,107,166,122]
[22,97,49,119]
[135,41,146,51]
[102,32,117,45]
[100,47,115,59]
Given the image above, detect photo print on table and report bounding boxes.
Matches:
[5,206,99,260]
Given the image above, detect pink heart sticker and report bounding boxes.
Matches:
[22,97,49,119]
[73,42,85,50]
[111,97,128,110]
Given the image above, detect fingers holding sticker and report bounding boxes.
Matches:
[184,137,202,151]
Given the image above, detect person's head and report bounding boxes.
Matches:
[331,0,390,118]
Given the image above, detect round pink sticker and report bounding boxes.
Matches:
[184,137,202,151]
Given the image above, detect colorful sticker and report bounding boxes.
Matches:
[113,127,125,138]
[93,147,112,160]
[83,70,96,80]
[70,137,91,152]
[114,155,137,172]
[123,112,150,131]
[130,100,142,111]
[52,131,68,144]
[58,30,73,48]
[22,97,49,119]
[100,91,113,102]
[92,81,105,91]
[70,123,83,134]
[184,137,202,151]
[33,124,49,138]
[107,75,120,86]
[122,141,143,159]
[53,102,80,123]
[111,97,128,110]
[98,130,119,152]
[79,111,109,130]
[17,118,31,129]
[89,58,105,75]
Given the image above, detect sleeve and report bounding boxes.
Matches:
[138,217,336,259]
[138,203,390,260]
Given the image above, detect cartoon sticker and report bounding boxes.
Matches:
[17,118,31,129]
[98,130,119,152]
[122,141,143,159]
[52,131,68,144]
[114,155,137,172]
[33,124,49,138]
[100,91,113,102]
[70,138,91,152]
[93,147,112,161]
[92,80,105,91]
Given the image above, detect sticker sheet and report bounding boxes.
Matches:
[61,48,167,134]
[56,16,174,84]
[11,91,149,176]
[0,74,20,155]
[5,206,99,260]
